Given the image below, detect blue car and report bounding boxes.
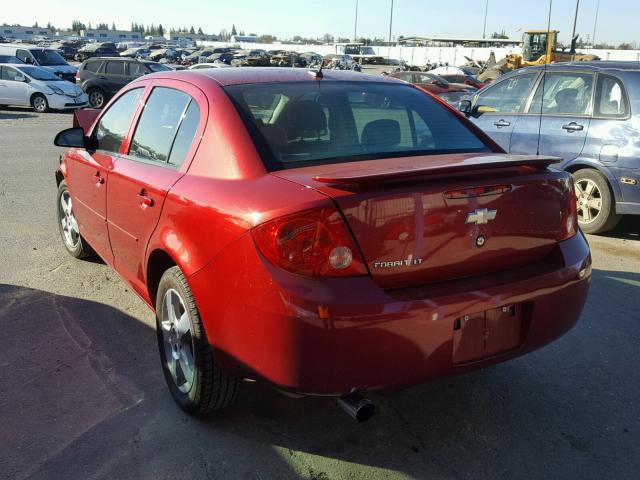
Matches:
[460,62,640,233]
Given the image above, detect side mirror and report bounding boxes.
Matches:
[54,127,87,148]
[24,57,34,64]
[14,74,26,82]
[458,100,473,116]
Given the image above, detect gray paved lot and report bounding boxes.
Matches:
[1,108,639,480]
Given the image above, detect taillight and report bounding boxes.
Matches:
[75,70,80,81]
[560,176,579,240]
[252,206,367,277]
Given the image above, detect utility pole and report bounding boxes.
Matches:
[571,0,580,56]
[354,0,359,42]
[592,0,600,47]
[482,0,489,39]
[388,0,394,58]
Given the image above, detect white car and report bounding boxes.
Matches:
[0,64,88,112]
[188,62,231,70]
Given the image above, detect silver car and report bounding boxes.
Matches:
[0,64,88,112]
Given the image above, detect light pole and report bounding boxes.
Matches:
[482,0,489,39]
[388,0,394,58]
[592,0,600,47]
[354,0,359,42]
[571,0,580,55]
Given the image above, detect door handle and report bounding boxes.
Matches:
[94,171,104,185]
[137,190,154,207]
[493,119,511,128]
[562,122,584,132]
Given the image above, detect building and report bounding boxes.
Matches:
[398,36,521,48]
[79,29,142,42]
[164,31,218,44]
[230,35,257,43]
[0,25,53,41]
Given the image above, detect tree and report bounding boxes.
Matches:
[219,28,229,41]
[189,26,195,34]
[618,42,633,50]
[158,24,164,36]
[491,30,509,39]
[197,27,203,34]
[258,34,277,43]
[231,24,237,36]
[111,22,116,30]
[322,33,335,44]
[33,22,39,28]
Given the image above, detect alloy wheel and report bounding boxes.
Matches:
[575,178,602,224]
[160,288,195,393]
[33,96,47,112]
[89,91,104,108]
[59,190,80,249]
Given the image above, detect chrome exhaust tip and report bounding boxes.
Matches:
[337,393,376,422]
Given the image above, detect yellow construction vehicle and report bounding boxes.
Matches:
[478,30,599,82]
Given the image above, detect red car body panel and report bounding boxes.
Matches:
[57,68,591,396]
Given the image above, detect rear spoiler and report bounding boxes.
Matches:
[312,155,561,185]
[73,108,101,133]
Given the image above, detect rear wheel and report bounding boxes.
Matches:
[156,266,239,414]
[31,94,49,113]
[572,168,621,234]
[88,88,106,109]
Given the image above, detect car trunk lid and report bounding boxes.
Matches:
[272,153,571,289]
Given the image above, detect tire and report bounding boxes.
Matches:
[87,88,106,109]
[31,93,49,113]
[572,168,622,234]
[156,266,239,414]
[57,180,92,258]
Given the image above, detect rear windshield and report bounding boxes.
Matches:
[225,81,490,170]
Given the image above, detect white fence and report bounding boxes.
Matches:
[200,40,640,67]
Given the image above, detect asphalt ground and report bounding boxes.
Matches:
[1,108,639,480]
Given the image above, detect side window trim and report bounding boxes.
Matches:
[166,99,194,163]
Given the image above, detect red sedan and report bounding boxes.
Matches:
[53,68,591,419]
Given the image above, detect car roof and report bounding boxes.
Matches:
[153,67,405,86]
[518,61,640,74]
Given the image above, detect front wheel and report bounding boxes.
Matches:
[572,168,622,234]
[57,180,92,258]
[156,266,239,414]
[31,94,49,113]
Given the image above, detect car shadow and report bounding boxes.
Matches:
[601,216,640,240]
[3,272,639,480]
[0,110,38,120]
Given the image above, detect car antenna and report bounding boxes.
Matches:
[536,0,553,156]
[309,58,324,79]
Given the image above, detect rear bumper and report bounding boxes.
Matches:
[189,232,591,396]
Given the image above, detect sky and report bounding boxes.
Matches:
[2,0,638,45]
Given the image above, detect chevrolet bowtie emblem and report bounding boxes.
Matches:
[465,208,497,225]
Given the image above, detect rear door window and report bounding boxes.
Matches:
[105,62,125,76]
[95,88,144,153]
[476,73,538,113]
[595,74,628,118]
[128,87,196,165]
[528,72,595,116]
